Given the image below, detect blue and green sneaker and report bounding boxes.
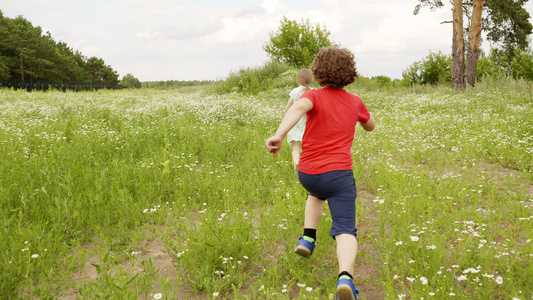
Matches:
[336,276,359,300]
[294,236,315,258]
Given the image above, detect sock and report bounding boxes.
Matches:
[303,228,316,241]
[338,271,353,280]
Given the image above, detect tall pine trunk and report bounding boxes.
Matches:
[452,0,465,88]
[466,0,483,86]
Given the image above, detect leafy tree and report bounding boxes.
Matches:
[484,0,533,54]
[120,73,141,88]
[263,17,333,68]
[85,57,119,84]
[54,42,90,82]
[402,61,423,85]
[0,12,13,80]
[402,51,451,85]
[485,45,533,80]
[476,53,505,80]
[0,56,9,80]
[374,76,393,87]
[509,47,533,80]
[415,0,532,87]
[8,16,43,81]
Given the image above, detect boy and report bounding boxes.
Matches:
[265,46,375,300]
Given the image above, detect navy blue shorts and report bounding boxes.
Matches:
[298,170,357,238]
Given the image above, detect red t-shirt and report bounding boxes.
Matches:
[298,87,371,175]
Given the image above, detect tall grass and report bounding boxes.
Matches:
[0,80,531,299]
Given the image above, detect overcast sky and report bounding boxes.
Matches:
[3,0,533,81]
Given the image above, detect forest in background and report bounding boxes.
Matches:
[0,11,122,89]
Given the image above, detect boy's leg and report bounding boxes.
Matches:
[335,233,358,276]
[336,233,359,299]
[294,195,324,258]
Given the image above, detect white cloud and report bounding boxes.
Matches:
[354,3,451,54]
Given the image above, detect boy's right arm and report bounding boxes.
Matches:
[266,98,313,157]
[360,115,375,131]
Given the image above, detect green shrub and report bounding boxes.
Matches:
[215,60,292,94]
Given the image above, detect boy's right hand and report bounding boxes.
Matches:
[265,136,282,157]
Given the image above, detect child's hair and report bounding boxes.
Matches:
[297,68,313,92]
[312,46,358,89]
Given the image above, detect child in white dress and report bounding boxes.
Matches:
[284,68,313,177]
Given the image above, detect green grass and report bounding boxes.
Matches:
[0,81,532,299]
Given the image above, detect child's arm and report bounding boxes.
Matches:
[266,98,313,157]
[359,115,375,131]
[284,97,293,112]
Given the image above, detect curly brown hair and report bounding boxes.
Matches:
[312,46,358,89]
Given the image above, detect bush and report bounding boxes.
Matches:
[215,60,292,94]
[120,73,141,89]
[402,51,452,86]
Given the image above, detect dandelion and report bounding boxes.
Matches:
[495,276,503,284]
[153,293,163,299]
[410,236,419,241]
[31,254,39,258]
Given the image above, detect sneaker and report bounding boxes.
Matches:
[294,236,315,258]
[336,277,359,300]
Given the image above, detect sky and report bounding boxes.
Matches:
[2,0,533,81]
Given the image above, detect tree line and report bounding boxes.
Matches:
[263,1,532,88]
[415,0,532,87]
[0,10,120,87]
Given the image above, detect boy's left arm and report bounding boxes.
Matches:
[360,115,375,132]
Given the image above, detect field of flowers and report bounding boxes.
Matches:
[0,80,532,299]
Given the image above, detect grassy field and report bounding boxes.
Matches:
[0,80,532,299]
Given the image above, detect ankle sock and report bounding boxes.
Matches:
[303,228,316,241]
[338,271,353,280]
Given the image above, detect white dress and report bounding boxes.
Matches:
[286,86,309,146]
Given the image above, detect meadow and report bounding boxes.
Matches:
[0,79,532,299]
